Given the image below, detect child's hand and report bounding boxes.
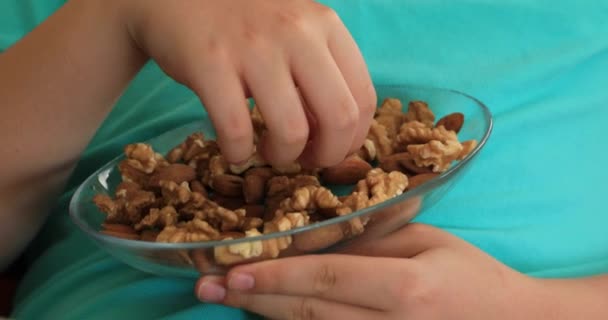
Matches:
[124,0,376,167]
[196,223,541,319]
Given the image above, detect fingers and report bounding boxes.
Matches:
[243,49,309,166]
[186,3,372,167]
[191,58,254,164]
[221,254,414,310]
[195,275,226,303]
[341,223,458,258]
[291,42,360,167]
[327,18,377,154]
[223,293,383,320]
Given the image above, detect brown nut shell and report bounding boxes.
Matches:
[436,112,464,133]
[321,156,372,185]
[212,174,244,197]
[293,224,344,252]
[243,168,274,204]
[407,173,439,190]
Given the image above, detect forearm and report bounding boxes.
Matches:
[526,274,608,319]
[0,0,146,268]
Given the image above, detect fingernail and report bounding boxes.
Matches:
[197,281,226,302]
[227,272,255,291]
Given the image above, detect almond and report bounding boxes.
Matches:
[378,152,411,174]
[192,158,211,177]
[317,207,339,218]
[408,173,439,190]
[272,162,302,175]
[293,224,344,252]
[149,163,196,187]
[379,158,404,173]
[189,180,208,197]
[243,204,265,219]
[100,229,139,240]
[264,196,283,221]
[243,167,274,204]
[191,249,214,273]
[211,174,244,197]
[436,112,464,133]
[101,223,136,234]
[140,229,160,242]
[209,193,245,210]
[321,155,372,185]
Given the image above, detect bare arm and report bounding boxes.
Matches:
[0,0,145,269]
[0,0,375,269]
[534,275,608,319]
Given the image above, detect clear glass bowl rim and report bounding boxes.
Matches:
[68,84,494,250]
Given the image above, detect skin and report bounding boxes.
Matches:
[197,223,608,319]
[0,0,375,269]
[0,0,605,317]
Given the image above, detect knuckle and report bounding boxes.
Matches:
[204,39,231,64]
[333,99,359,131]
[391,267,432,306]
[280,123,309,146]
[315,5,341,25]
[242,28,261,46]
[217,119,252,147]
[289,297,316,320]
[240,20,260,44]
[405,223,437,238]
[276,9,310,34]
[281,130,309,147]
[184,51,232,92]
[407,274,438,309]
[312,263,337,295]
[277,9,318,41]
[241,29,271,55]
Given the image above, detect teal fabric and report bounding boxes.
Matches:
[2,0,608,318]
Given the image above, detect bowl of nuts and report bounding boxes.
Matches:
[69,85,492,278]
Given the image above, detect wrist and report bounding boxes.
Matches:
[72,0,148,63]
[109,0,150,60]
[525,275,608,319]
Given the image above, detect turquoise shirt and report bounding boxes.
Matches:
[2,0,607,319]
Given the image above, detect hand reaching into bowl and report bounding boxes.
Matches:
[125,0,377,167]
[0,0,374,267]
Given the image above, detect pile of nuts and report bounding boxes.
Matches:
[94,98,476,265]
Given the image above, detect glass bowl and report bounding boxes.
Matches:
[69,84,493,278]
